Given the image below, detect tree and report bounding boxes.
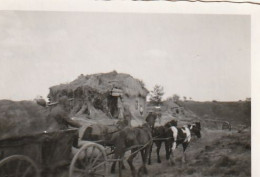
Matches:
[166,94,180,102]
[149,85,164,106]
[172,94,180,102]
[183,96,187,101]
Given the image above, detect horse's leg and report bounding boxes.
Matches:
[143,143,152,174]
[127,148,138,177]
[118,152,125,177]
[111,146,124,174]
[111,154,117,173]
[169,141,176,165]
[111,160,126,173]
[155,141,162,163]
[138,149,146,176]
[168,149,174,165]
[148,142,153,165]
[115,157,126,170]
[182,142,189,163]
[165,139,173,160]
[165,140,170,160]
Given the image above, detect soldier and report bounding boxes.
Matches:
[49,96,81,130]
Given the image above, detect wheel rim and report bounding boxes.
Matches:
[0,155,40,177]
[70,143,107,177]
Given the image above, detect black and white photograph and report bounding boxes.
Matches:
[0,1,259,177]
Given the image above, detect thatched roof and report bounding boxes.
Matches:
[49,71,149,99]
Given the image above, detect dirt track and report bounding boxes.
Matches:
[56,128,250,177]
[106,128,250,177]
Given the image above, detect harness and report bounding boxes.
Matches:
[152,127,192,142]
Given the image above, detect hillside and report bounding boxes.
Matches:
[177,101,251,126]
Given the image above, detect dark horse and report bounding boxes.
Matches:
[168,122,201,164]
[110,112,157,177]
[80,107,132,146]
[81,121,127,146]
[148,119,178,164]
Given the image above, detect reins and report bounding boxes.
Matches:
[123,138,153,160]
[152,126,196,142]
[83,123,124,140]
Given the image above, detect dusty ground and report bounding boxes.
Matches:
[56,127,250,177]
[106,128,251,177]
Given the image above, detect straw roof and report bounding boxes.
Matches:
[49,71,149,99]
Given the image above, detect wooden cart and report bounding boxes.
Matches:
[0,129,108,177]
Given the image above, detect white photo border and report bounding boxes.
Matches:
[0,0,259,176]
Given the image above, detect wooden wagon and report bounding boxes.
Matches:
[0,128,108,177]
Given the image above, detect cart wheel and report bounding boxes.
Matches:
[0,155,40,177]
[70,143,108,177]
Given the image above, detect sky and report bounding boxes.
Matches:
[0,11,250,101]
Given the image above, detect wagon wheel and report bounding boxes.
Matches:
[70,143,108,177]
[0,155,40,177]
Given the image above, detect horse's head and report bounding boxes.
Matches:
[190,122,201,138]
[165,119,178,128]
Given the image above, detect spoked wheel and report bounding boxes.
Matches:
[69,143,108,177]
[0,155,40,177]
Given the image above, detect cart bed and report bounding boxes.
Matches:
[0,128,78,172]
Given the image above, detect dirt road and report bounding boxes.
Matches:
[107,128,250,177]
[56,128,250,177]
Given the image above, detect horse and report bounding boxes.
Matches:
[80,107,131,145]
[110,112,157,177]
[148,119,178,164]
[167,122,201,164]
[81,120,127,146]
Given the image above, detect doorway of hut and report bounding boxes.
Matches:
[107,95,119,118]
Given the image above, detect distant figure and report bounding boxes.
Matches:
[122,107,132,126]
[49,96,81,130]
[140,105,144,116]
[117,97,124,120]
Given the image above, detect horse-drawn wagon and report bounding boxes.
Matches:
[0,128,109,177]
[0,109,202,177]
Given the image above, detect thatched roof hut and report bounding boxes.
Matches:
[48,71,149,124]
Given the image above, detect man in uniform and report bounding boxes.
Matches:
[49,96,81,130]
